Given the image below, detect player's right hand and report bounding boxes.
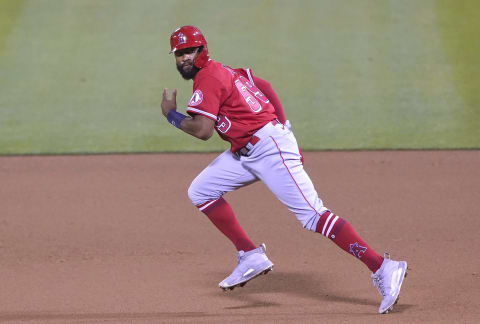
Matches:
[161,88,177,117]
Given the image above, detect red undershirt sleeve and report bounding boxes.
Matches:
[252,76,286,124]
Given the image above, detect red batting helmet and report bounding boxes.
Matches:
[169,25,209,69]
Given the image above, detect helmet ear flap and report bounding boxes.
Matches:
[194,46,209,69]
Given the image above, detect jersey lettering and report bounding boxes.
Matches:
[216,115,231,133]
[241,76,269,104]
[234,78,262,112]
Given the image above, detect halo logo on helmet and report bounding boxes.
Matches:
[177,32,187,46]
[170,25,210,69]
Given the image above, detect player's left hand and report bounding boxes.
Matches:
[284,120,292,131]
[161,88,177,117]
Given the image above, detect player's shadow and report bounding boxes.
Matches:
[209,270,411,312]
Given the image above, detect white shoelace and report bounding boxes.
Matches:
[372,274,387,297]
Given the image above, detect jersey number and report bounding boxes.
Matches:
[234,76,269,113]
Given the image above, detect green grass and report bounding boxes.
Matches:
[0,0,479,154]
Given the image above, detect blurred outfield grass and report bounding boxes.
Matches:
[0,0,479,154]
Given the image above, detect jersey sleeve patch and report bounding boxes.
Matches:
[188,90,204,106]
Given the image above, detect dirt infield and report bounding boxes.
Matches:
[1,151,479,323]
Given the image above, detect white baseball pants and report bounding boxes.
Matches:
[188,121,328,231]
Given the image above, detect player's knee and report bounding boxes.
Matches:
[187,179,212,206]
[187,182,201,205]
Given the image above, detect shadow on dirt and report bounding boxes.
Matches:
[212,271,379,309]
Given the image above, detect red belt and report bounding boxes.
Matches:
[235,135,260,157]
[234,119,279,157]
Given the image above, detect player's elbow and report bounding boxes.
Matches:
[187,114,215,140]
[195,119,215,140]
[197,128,214,141]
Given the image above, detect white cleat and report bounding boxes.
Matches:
[372,253,408,314]
[219,243,274,291]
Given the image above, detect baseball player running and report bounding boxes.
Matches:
[161,25,407,314]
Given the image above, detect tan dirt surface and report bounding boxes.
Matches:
[0,151,479,323]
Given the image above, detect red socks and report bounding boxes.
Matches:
[316,211,384,273]
[198,199,382,273]
[197,197,256,252]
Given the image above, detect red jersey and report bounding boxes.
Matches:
[186,60,277,152]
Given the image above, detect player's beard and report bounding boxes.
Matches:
[177,60,199,80]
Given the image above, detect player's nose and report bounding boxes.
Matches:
[183,53,195,61]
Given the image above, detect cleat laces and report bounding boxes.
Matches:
[372,274,387,298]
[372,252,391,298]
